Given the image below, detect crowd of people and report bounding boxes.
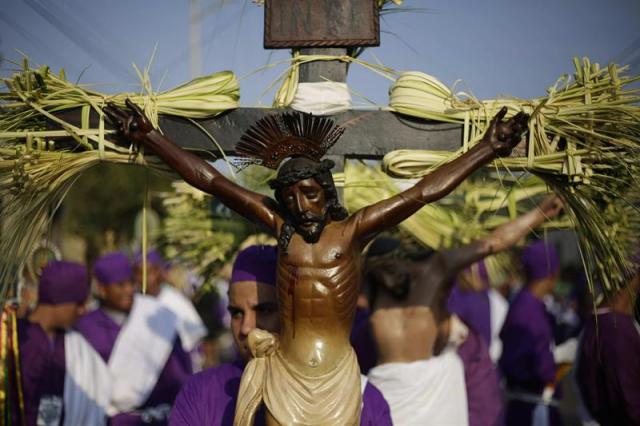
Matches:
[3,107,638,426]
[4,231,639,425]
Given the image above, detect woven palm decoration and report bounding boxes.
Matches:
[234,112,345,170]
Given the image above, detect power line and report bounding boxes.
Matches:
[0,11,68,70]
[23,0,134,82]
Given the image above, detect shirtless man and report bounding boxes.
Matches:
[104,100,528,425]
[363,195,563,426]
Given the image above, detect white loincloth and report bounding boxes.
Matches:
[107,294,178,414]
[64,331,111,426]
[488,288,508,363]
[158,284,207,352]
[368,347,469,426]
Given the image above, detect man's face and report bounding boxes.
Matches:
[134,263,164,297]
[228,281,280,361]
[97,280,135,313]
[280,177,328,243]
[54,302,87,329]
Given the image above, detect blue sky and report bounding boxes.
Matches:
[1,0,639,105]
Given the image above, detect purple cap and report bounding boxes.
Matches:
[521,240,560,282]
[134,249,168,270]
[230,245,277,287]
[38,260,89,305]
[94,252,133,285]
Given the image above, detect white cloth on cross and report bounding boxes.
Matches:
[291,82,352,115]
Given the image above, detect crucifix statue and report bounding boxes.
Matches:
[101,1,528,424]
[104,99,528,425]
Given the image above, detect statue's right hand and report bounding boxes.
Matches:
[103,98,155,145]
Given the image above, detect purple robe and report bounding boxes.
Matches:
[350,307,378,374]
[448,284,492,347]
[458,326,502,426]
[76,307,192,425]
[17,318,66,426]
[577,311,640,426]
[499,289,560,425]
[169,360,393,426]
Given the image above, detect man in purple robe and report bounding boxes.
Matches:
[13,260,110,426]
[448,259,511,364]
[576,261,640,426]
[75,252,192,425]
[499,240,562,426]
[170,245,392,426]
[447,261,492,346]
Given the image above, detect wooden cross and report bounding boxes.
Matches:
[59,0,463,165]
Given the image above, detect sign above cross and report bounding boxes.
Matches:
[264,0,380,48]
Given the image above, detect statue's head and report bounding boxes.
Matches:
[235,112,348,251]
[270,157,348,247]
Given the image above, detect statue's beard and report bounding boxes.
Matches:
[293,211,327,243]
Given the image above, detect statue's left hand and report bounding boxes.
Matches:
[103,99,155,146]
[483,106,529,157]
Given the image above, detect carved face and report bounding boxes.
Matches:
[280,177,328,243]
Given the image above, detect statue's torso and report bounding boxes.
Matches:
[276,220,360,375]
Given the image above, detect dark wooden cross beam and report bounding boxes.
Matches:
[158,110,462,159]
[56,0,463,163]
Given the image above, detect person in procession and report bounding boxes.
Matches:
[170,244,393,426]
[75,252,192,425]
[3,260,110,426]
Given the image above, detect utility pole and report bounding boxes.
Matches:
[189,0,203,78]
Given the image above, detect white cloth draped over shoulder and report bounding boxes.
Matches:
[368,346,469,426]
[158,285,207,352]
[488,288,508,363]
[107,294,178,415]
[63,331,111,426]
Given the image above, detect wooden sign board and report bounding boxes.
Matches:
[264,0,380,48]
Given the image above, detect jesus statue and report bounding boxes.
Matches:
[104,100,528,425]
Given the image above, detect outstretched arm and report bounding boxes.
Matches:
[439,194,563,282]
[104,100,281,232]
[353,107,529,244]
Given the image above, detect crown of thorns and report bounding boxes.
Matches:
[234,112,345,170]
